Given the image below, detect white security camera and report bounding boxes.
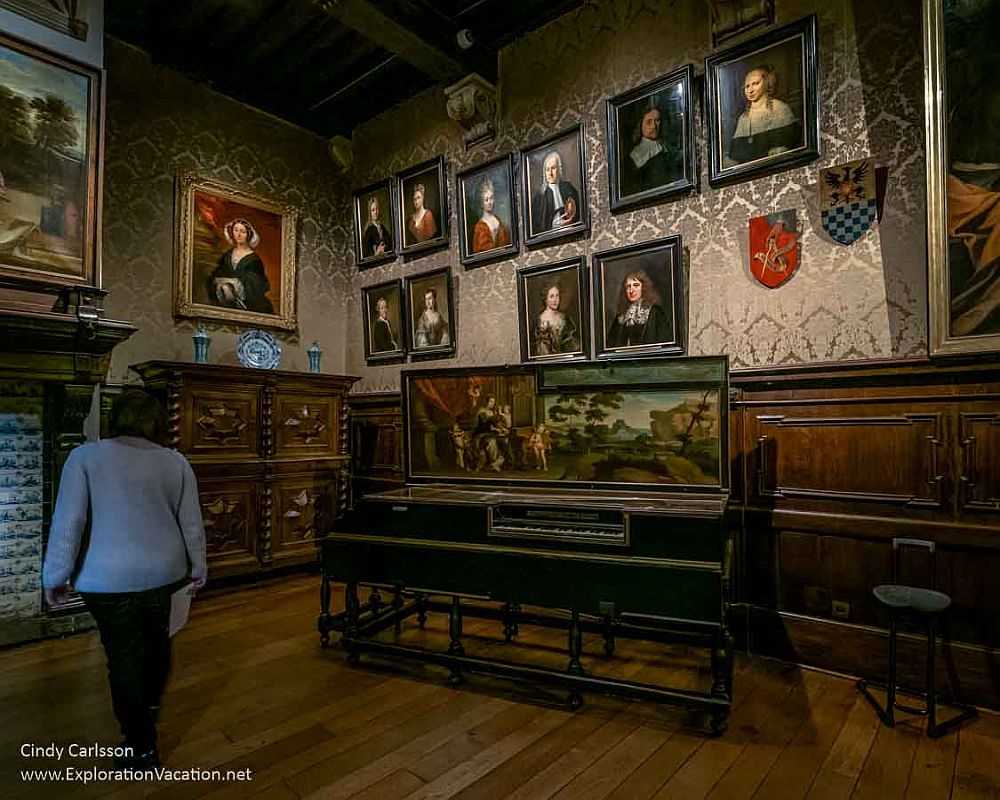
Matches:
[456,28,474,49]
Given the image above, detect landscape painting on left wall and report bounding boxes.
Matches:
[0,32,102,287]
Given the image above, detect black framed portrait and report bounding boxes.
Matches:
[457,154,519,268]
[705,15,820,187]
[607,65,697,211]
[396,156,449,256]
[353,179,397,269]
[520,125,590,247]
[362,279,406,363]
[516,257,590,364]
[592,237,685,360]
[405,267,456,360]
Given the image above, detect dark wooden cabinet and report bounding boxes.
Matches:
[133,361,357,578]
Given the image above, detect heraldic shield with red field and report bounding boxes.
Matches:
[749,210,799,288]
[820,157,877,244]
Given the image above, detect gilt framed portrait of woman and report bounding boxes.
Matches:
[457,154,519,268]
[705,15,820,187]
[405,267,456,360]
[520,125,590,248]
[607,65,696,212]
[175,173,299,330]
[397,156,449,256]
[353,178,397,269]
[516,257,589,364]
[362,278,406,364]
[592,237,685,360]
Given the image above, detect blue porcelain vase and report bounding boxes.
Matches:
[307,341,323,373]
[192,324,211,364]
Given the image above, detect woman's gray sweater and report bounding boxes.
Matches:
[42,438,207,593]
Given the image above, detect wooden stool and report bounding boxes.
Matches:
[857,538,977,737]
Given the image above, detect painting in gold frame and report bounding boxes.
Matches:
[175,173,298,331]
[0,31,102,288]
[925,0,1000,355]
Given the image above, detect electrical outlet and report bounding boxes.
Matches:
[832,600,850,619]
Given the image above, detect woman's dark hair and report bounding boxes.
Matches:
[109,388,168,443]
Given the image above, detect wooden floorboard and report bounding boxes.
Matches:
[1,574,997,800]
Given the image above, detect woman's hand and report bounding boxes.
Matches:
[44,584,75,608]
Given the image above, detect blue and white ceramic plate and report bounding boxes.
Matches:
[236,330,282,370]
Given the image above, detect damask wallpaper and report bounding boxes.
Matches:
[101,39,354,383]
[349,0,926,394]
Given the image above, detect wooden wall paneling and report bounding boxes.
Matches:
[347,393,405,499]
[731,361,1000,709]
[748,607,996,706]
[937,548,1000,647]
[749,405,949,511]
[957,406,1000,514]
[776,531,891,625]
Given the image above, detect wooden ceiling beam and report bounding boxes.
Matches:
[315,0,476,83]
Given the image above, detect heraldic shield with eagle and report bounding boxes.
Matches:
[820,157,878,244]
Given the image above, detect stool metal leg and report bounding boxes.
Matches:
[885,614,897,727]
[926,619,937,735]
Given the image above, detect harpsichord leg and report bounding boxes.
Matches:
[502,601,519,642]
[392,585,404,635]
[318,574,332,648]
[602,614,616,656]
[344,581,361,666]
[448,595,464,685]
[368,586,382,614]
[416,592,428,628]
[709,624,734,735]
[567,609,584,710]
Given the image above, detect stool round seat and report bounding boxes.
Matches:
[873,584,951,614]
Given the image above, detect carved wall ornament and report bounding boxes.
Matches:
[444,73,497,150]
[707,0,774,47]
[328,135,354,174]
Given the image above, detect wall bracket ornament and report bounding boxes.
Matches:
[327,136,353,175]
[444,73,497,150]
